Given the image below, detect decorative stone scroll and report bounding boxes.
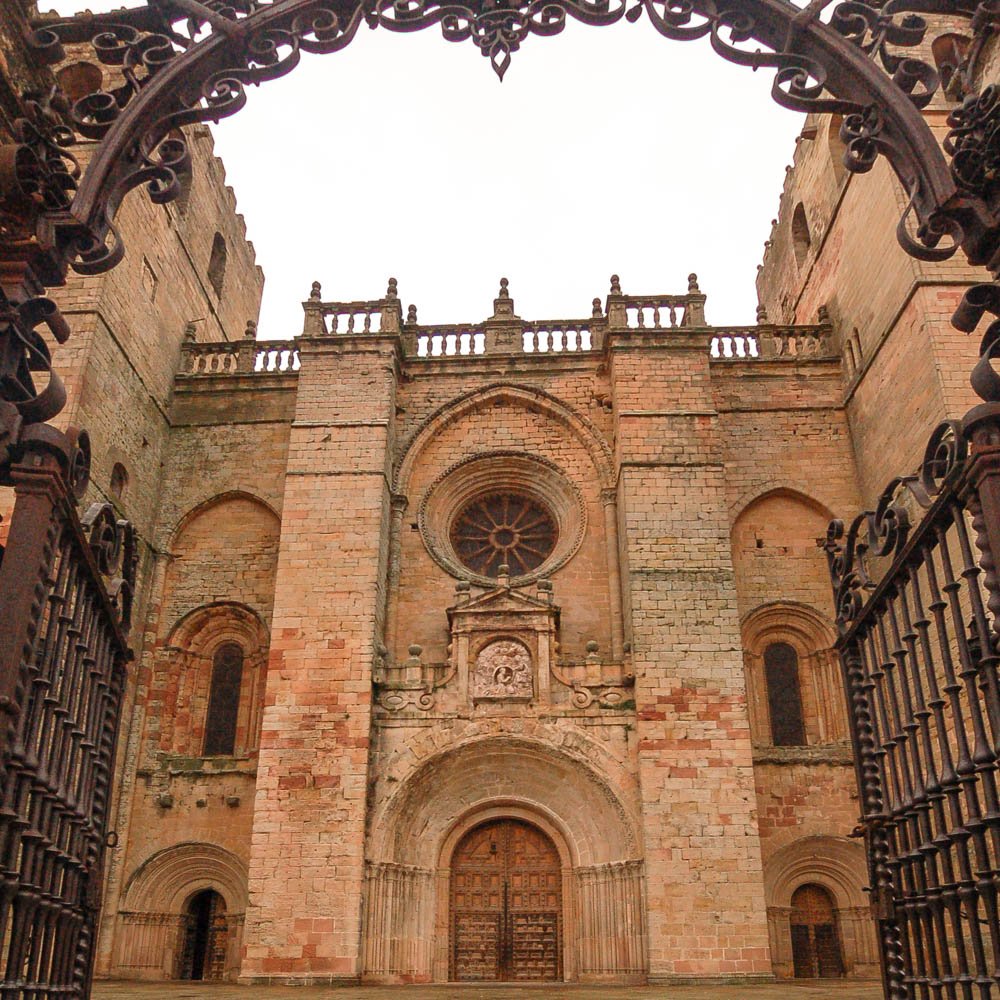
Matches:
[473,639,533,700]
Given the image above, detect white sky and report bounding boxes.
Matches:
[44,1,802,337]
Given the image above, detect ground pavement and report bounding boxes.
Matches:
[93,980,883,1000]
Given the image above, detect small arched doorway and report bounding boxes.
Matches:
[449,818,562,982]
[177,889,228,981]
[790,884,844,979]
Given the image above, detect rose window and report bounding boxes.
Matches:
[449,493,557,577]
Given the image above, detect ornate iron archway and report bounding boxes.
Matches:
[5,0,1000,997]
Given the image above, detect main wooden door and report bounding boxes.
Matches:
[450,819,562,981]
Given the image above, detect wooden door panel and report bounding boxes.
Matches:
[453,912,501,981]
[450,819,561,981]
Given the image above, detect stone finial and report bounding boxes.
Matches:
[497,564,510,587]
[183,322,197,342]
[592,298,602,318]
[310,280,322,301]
[610,274,622,295]
[687,273,700,293]
[408,643,422,658]
[756,304,769,324]
[455,580,471,605]
[386,277,398,300]
[585,640,601,665]
[537,579,553,603]
[489,278,517,323]
[243,319,257,340]
[817,304,831,324]
[406,303,418,325]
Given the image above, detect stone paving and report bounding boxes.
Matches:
[93,980,884,1000]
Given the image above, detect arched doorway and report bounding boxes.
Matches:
[177,889,228,981]
[790,884,844,979]
[449,819,562,982]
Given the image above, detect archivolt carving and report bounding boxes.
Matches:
[369,731,641,866]
[763,835,867,910]
[741,600,837,651]
[393,383,614,493]
[121,842,249,915]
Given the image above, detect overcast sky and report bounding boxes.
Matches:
[45,1,802,338]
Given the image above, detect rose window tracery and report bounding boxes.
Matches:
[449,493,557,577]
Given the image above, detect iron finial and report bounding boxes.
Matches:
[406,303,418,324]
[310,280,322,301]
[688,273,700,293]
[386,277,398,300]
[610,274,622,295]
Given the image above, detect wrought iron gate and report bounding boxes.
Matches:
[0,436,135,999]
[825,373,1000,998]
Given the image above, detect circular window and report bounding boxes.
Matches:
[450,493,557,577]
[418,452,586,586]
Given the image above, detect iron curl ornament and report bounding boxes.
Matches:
[0,0,997,488]
[822,419,970,632]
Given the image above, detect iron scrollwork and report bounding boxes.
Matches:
[823,419,969,631]
[0,0,989,477]
[376,0,628,79]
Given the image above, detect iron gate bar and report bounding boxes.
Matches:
[0,439,134,1000]
[824,406,1000,998]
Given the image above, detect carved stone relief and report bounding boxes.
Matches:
[473,639,533,700]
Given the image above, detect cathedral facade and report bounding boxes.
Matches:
[3,2,991,986]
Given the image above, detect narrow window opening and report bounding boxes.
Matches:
[203,642,243,756]
[208,232,227,298]
[765,641,806,746]
[110,462,128,502]
[791,203,811,269]
[828,114,848,185]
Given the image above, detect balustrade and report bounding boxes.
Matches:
[523,323,593,353]
[623,296,692,330]
[323,302,383,335]
[181,340,300,375]
[416,328,486,357]
[710,325,833,360]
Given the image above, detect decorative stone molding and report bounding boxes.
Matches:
[393,383,615,493]
[419,451,586,587]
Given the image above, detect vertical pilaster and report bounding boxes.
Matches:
[607,326,771,982]
[241,332,399,983]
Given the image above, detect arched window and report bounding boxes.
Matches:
[208,232,227,297]
[203,642,243,756]
[765,641,805,746]
[790,884,844,978]
[791,203,811,268]
[178,889,228,981]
